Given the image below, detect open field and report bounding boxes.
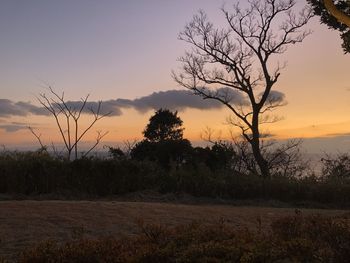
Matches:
[0,200,348,261]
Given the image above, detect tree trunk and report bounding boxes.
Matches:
[250,111,270,177]
[67,149,72,161]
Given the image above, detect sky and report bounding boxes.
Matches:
[0,0,349,153]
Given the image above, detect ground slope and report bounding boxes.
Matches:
[0,201,347,261]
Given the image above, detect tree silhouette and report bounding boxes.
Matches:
[31,87,110,160]
[131,109,191,168]
[173,0,313,177]
[308,0,350,53]
[143,109,184,142]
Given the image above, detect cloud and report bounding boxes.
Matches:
[63,100,123,116]
[326,132,350,137]
[0,99,27,117]
[0,88,285,118]
[116,89,232,112]
[0,99,49,117]
[257,90,285,104]
[267,90,285,103]
[15,101,49,116]
[0,122,29,132]
[63,88,247,114]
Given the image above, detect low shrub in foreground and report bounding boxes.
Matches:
[19,213,350,262]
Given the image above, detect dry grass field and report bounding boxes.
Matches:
[0,200,348,261]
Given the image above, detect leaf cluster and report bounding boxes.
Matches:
[308,0,350,53]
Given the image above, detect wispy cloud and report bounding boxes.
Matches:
[326,132,350,137]
[0,121,29,132]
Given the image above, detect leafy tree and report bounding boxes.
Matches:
[131,139,192,169]
[143,109,184,142]
[131,109,192,168]
[173,0,313,177]
[308,0,350,53]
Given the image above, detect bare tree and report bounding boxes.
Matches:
[33,87,110,160]
[173,0,313,177]
[202,127,308,177]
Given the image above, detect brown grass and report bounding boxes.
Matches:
[0,200,347,261]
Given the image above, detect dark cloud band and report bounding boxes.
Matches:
[0,88,284,119]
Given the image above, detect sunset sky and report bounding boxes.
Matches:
[0,0,349,153]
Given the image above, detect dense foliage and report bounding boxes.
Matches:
[308,0,350,53]
[143,108,184,142]
[18,213,350,262]
[1,149,350,207]
[130,139,192,169]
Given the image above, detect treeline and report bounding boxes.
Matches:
[0,109,350,207]
[1,147,350,207]
[1,109,350,206]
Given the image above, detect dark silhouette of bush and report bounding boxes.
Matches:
[2,149,350,207]
[18,213,350,262]
[131,139,193,169]
[0,151,160,196]
[189,143,238,172]
[106,146,126,160]
[321,153,350,179]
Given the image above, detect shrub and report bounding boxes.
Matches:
[2,150,350,207]
[0,152,160,196]
[321,153,350,179]
[18,213,350,262]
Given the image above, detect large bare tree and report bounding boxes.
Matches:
[173,0,313,177]
[31,87,110,160]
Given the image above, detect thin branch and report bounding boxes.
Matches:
[83,131,109,157]
[28,126,46,150]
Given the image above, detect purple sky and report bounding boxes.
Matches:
[0,0,228,100]
[0,0,349,153]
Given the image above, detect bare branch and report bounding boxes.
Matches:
[83,131,109,158]
[34,87,111,160]
[28,126,46,150]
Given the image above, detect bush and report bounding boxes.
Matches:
[321,153,350,179]
[2,150,350,207]
[131,139,193,169]
[19,213,350,262]
[0,151,160,196]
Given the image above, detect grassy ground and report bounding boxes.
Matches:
[0,200,348,261]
